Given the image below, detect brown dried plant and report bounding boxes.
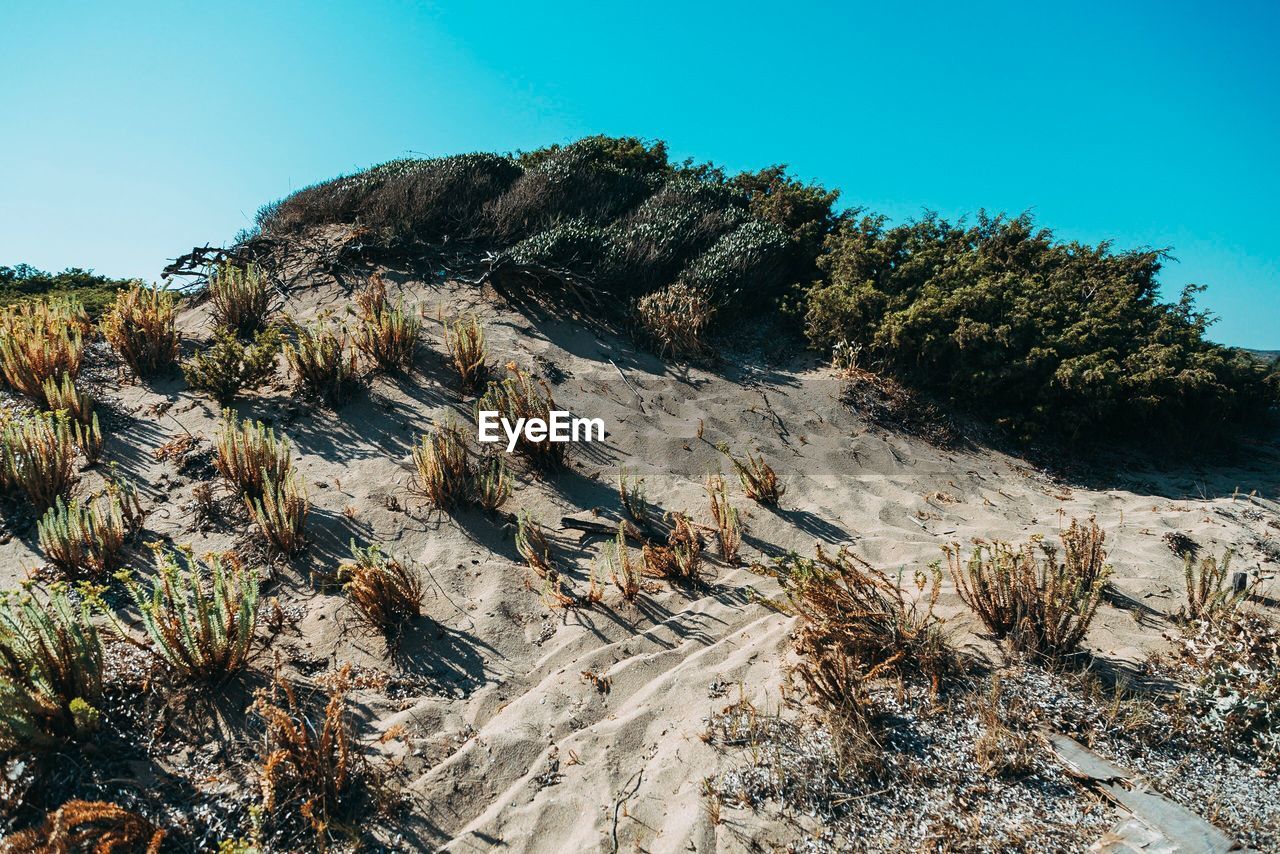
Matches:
[352,275,420,373]
[634,282,714,361]
[412,418,471,510]
[718,444,784,506]
[285,318,360,407]
[0,298,86,404]
[515,512,554,579]
[339,542,423,647]
[642,511,704,585]
[1,799,165,853]
[478,364,565,470]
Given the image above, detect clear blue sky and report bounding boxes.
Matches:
[2,1,1277,346]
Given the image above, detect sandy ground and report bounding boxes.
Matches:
[3,252,1279,852]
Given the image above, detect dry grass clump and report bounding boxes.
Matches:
[247,472,309,555]
[209,262,272,336]
[441,312,488,393]
[718,445,784,506]
[352,275,420,373]
[100,283,180,377]
[339,542,423,645]
[515,512,555,579]
[110,547,260,681]
[36,494,129,577]
[946,518,1110,660]
[252,667,364,848]
[602,522,643,603]
[1,799,166,853]
[284,319,360,407]
[0,299,86,404]
[973,678,1040,778]
[705,473,741,564]
[634,283,714,361]
[0,583,104,750]
[215,409,294,499]
[643,511,704,585]
[1181,549,1246,623]
[412,419,513,513]
[478,364,565,470]
[183,328,282,404]
[1,412,80,511]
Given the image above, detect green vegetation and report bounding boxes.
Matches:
[254,136,1276,447]
[0,264,137,317]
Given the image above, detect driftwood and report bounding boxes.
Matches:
[559,516,652,545]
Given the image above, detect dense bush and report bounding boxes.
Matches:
[0,265,136,317]
[806,212,1275,444]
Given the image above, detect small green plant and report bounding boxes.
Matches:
[946,519,1111,660]
[183,328,282,404]
[247,472,309,555]
[475,453,513,514]
[210,262,271,337]
[618,469,648,526]
[412,418,472,510]
[478,364,565,470]
[718,444,784,506]
[441,312,488,393]
[37,494,129,577]
[515,512,554,579]
[109,547,260,681]
[100,283,180,377]
[352,276,420,373]
[2,411,80,511]
[41,372,94,424]
[1182,549,1245,623]
[0,582,104,750]
[602,521,642,603]
[339,542,423,645]
[284,318,359,407]
[215,409,294,499]
[705,473,741,564]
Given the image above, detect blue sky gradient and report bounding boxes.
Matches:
[2,1,1276,346]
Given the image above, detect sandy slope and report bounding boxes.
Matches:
[3,252,1279,851]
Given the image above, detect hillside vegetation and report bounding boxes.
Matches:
[254,135,1275,446]
[0,264,138,317]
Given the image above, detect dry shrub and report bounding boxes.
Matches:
[252,667,363,847]
[209,262,272,336]
[973,678,1040,778]
[0,583,104,750]
[618,469,648,526]
[441,312,488,393]
[634,283,714,361]
[0,299,86,403]
[1,800,165,853]
[37,494,129,577]
[719,444,784,506]
[183,328,282,404]
[478,364,565,470]
[705,473,741,564]
[339,542,423,645]
[780,546,954,702]
[247,472,309,555]
[839,366,957,447]
[352,276,420,373]
[412,419,471,510]
[100,283,180,377]
[642,511,704,585]
[515,512,554,579]
[946,518,1110,660]
[215,409,294,500]
[1,412,80,511]
[110,547,260,681]
[1182,549,1245,623]
[285,319,359,407]
[602,522,643,603]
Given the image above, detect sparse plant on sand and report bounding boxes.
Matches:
[1181,549,1245,623]
[209,262,272,337]
[946,518,1110,660]
[441,312,488,393]
[0,582,104,750]
[1,412,80,511]
[643,511,704,585]
[252,666,364,847]
[603,522,643,603]
[634,282,714,361]
[109,547,260,681]
[352,275,420,373]
[515,512,554,579]
[478,364,565,470]
[100,283,180,377]
[412,418,472,510]
[284,318,360,407]
[183,328,282,404]
[247,471,309,555]
[0,298,86,404]
[618,469,648,526]
[705,473,741,564]
[215,409,294,499]
[1,799,166,852]
[339,542,423,647]
[475,453,512,513]
[37,494,129,577]
[718,444,784,506]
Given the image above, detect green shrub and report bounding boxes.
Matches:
[0,582,104,750]
[0,264,136,318]
[677,219,793,308]
[209,262,271,337]
[506,219,607,269]
[109,547,260,681]
[37,494,129,577]
[247,472,309,555]
[182,328,282,403]
[1,412,80,511]
[284,319,359,406]
[100,283,180,377]
[806,212,1276,445]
